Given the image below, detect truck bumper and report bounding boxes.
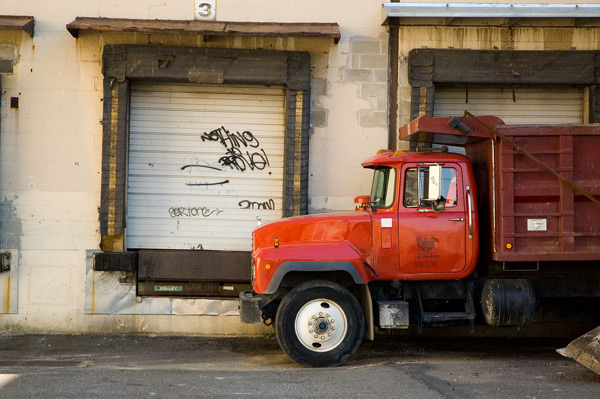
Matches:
[239,291,264,324]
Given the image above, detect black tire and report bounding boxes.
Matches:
[275,280,364,367]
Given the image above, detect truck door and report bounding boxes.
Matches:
[399,163,467,275]
[369,166,400,279]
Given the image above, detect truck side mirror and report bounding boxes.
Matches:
[354,195,371,211]
[432,198,445,213]
[419,197,446,213]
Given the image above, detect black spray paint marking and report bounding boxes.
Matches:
[186,180,230,187]
[181,164,223,172]
[238,199,276,210]
[199,126,270,172]
[201,126,260,149]
[219,148,270,172]
[169,207,224,218]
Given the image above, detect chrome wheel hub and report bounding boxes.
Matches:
[295,299,347,352]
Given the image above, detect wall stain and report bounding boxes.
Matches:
[90,271,96,314]
[3,275,9,314]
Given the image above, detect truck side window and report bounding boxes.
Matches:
[403,167,458,208]
[370,166,396,209]
[443,168,458,207]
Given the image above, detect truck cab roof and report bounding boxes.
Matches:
[361,150,470,168]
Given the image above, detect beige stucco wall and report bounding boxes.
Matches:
[0,0,388,335]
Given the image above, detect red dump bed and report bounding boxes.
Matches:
[400,115,600,263]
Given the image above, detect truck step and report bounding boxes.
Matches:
[422,311,475,322]
[416,282,477,332]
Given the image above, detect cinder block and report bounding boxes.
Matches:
[544,29,562,42]
[15,220,45,235]
[20,235,46,251]
[359,111,387,128]
[0,44,16,60]
[380,38,389,55]
[6,236,18,249]
[346,69,373,83]
[78,34,103,62]
[365,97,377,110]
[43,234,77,251]
[360,54,387,69]
[350,40,381,54]
[374,69,388,83]
[28,265,71,306]
[544,41,570,51]
[311,79,328,97]
[46,60,78,78]
[0,204,8,222]
[21,249,59,267]
[310,110,327,127]
[58,250,85,267]
[75,235,100,251]
[361,83,387,98]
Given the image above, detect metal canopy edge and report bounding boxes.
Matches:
[382,3,600,18]
[0,15,34,37]
[382,3,600,26]
[66,17,340,43]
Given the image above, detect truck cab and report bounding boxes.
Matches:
[362,150,478,281]
[240,149,480,367]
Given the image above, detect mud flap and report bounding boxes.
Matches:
[557,326,600,375]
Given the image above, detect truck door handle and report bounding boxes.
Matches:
[466,185,473,239]
[448,218,464,222]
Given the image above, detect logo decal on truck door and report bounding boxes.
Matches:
[414,234,440,268]
[416,234,439,252]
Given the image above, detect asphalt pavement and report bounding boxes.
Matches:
[0,333,598,398]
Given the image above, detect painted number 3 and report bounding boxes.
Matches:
[198,3,212,17]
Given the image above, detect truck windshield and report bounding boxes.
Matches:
[370,166,396,209]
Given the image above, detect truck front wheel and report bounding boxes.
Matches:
[275,280,364,367]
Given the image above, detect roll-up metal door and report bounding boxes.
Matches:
[127,83,285,251]
[434,86,584,124]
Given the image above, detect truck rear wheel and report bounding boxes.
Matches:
[275,280,364,367]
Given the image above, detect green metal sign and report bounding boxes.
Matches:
[154,285,183,292]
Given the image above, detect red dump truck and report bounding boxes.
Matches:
[239,113,600,368]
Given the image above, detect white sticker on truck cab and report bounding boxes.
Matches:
[527,219,547,231]
[381,218,393,228]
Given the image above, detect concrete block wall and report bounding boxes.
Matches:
[396,25,600,130]
[0,0,389,334]
[305,33,391,212]
[349,35,389,129]
[2,0,599,336]
[2,0,599,335]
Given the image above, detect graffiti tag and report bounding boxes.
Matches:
[238,199,276,210]
[201,126,260,149]
[168,207,224,218]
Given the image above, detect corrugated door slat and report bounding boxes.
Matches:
[434,87,583,124]
[127,83,285,251]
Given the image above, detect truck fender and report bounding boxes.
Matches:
[265,261,365,295]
